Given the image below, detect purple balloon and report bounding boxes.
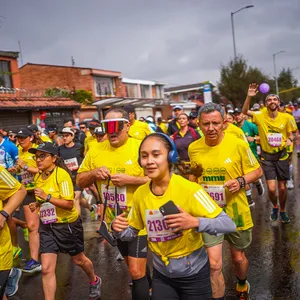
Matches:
[259,83,270,94]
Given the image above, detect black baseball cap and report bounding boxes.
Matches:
[29,142,59,156]
[94,126,105,135]
[47,125,58,132]
[88,119,101,129]
[123,105,135,113]
[16,128,35,138]
[234,108,242,113]
[27,124,39,132]
[189,112,198,119]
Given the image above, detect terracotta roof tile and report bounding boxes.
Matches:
[0,97,80,110]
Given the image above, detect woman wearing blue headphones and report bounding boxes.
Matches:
[112,133,236,300]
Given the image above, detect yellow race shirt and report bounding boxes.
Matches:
[188,133,260,231]
[84,135,98,153]
[129,120,152,140]
[40,134,52,143]
[128,174,221,264]
[34,167,78,223]
[252,110,294,155]
[0,166,22,270]
[78,138,146,233]
[224,122,248,142]
[18,147,37,190]
[285,113,297,153]
[158,123,168,134]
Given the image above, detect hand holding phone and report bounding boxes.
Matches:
[159,200,180,216]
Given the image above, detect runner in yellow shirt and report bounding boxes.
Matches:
[0,166,26,299]
[28,142,101,300]
[112,133,236,300]
[84,120,101,155]
[188,103,262,300]
[242,84,294,223]
[279,102,298,189]
[15,128,41,273]
[77,108,150,300]
[123,105,152,140]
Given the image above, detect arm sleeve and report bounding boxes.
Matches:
[239,142,260,174]
[78,150,92,173]
[189,185,222,218]
[0,167,22,201]
[9,143,19,163]
[196,211,236,235]
[127,192,145,230]
[113,226,139,241]
[251,111,262,126]
[58,170,74,200]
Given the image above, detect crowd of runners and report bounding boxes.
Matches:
[0,83,299,300]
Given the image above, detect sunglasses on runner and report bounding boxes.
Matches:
[101,118,129,134]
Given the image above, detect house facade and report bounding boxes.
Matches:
[0,51,80,131]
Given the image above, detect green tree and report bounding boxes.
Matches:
[218,56,272,107]
[71,89,93,105]
[277,68,298,92]
[44,88,70,98]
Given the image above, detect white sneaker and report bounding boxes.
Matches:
[287,180,294,189]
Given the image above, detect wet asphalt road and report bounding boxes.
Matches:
[10,154,300,300]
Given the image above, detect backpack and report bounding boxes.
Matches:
[173,127,198,141]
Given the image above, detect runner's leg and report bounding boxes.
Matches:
[71,252,97,282]
[206,244,224,299]
[278,180,288,212]
[41,253,57,300]
[23,205,40,261]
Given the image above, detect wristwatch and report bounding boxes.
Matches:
[46,194,52,202]
[0,210,10,219]
[23,165,29,171]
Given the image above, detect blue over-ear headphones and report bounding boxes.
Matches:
[138,133,179,166]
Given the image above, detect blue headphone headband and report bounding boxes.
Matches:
[138,133,179,166]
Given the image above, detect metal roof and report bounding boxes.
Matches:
[93,97,167,109]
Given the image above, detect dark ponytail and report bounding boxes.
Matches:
[54,156,73,179]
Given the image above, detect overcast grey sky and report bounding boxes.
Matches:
[1,0,300,86]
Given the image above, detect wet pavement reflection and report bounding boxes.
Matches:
[10,155,300,300]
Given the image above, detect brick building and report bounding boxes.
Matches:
[20,63,168,121]
[0,51,80,131]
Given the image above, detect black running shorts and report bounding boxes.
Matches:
[0,270,10,298]
[39,217,84,256]
[23,190,36,205]
[117,235,148,258]
[261,158,289,181]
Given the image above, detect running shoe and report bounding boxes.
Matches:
[23,228,29,242]
[280,212,291,224]
[90,204,98,221]
[89,276,101,299]
[286,180,294,190]
[5,267,22,297]
[116,252,124,261]
[255,179,265,196]
[23,259,42,273]
[236,280,250,300]
[246,195,255,207]
[270,207,279,221]
[13,246,22,259]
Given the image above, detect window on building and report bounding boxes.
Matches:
[126,83,138,98]
[94,77,114,97]
[0,60,12,88]
[156,86,163,98]
[140,85,151,98]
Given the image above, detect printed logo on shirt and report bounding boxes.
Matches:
[224,158,232,164]
[203,175,225,182]
[125,159,133,165]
